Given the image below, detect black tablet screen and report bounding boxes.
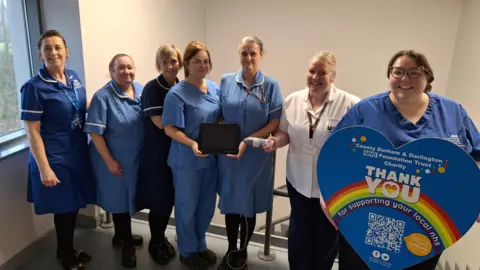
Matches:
[198,123,241,154]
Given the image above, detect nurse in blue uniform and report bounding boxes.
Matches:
[162,41,221,270]
[217,36,283,270]
[332,49,480,270]
[20,30,95,270]
[84,54,144,268]
[136,44,182,265]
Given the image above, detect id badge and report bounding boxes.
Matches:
[71,115,82,130]
[302,142,319,156]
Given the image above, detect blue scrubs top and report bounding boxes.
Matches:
[84,80,144,215]
[217,70,284,216]
[334,91,480,161]
[162,80,222,170]
[20,65,96,215]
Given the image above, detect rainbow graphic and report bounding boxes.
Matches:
[326,181,461,249]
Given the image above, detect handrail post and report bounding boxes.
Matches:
[100,211,115,229]
[258,151,277,261]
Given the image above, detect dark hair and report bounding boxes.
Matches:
[183,41,212,77]
[387,49,434,92]
[37,30,67,50]
[109,53,133,72]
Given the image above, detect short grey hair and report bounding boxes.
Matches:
[241,36,265,55]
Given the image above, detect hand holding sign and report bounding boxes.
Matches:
[317,126,480,270]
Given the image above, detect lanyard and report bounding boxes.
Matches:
[246,84,266,102]
[307,103,328,139]
[63,88,80,112]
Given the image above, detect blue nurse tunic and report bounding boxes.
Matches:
[20,65,96,215]
[217,71,283,217]
[136,74,176,216]
[84,80,144,216]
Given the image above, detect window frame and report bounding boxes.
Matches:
[0,0,43,156]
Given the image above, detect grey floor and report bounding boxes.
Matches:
[15,219,295,270]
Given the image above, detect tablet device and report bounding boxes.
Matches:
[198,123,241,155]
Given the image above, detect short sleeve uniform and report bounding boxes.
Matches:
[217,71,283,216]
[84,80,144,215]
[334,91,480,158]
[20,65,96,215]
[136,74,177,214]
[162,80,222,170]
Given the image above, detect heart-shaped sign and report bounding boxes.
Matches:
[317,126,480,270]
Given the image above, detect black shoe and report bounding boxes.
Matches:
[217,250,247,270]
[217,250,235,270]
[60,255,85,270]
[164,237,176,259]
[73,250,92,264]
[122,245,137,268]
[148,241,169,265]
[112,234,143,247]
[57,250,91,265]
[198,248,217,265]
[180,254,207,270]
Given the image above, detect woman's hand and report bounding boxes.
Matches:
[191,142,208,157]
[106,159,123,175]
[40,167,61,187]
[227,141,247,160]
[262,136,277,153]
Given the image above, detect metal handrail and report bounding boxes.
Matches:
[258,151,291,261]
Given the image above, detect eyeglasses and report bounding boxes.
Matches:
[389,67,424,79]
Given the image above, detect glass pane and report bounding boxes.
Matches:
[0,0,21,137]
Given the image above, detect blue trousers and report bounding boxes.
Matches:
[287,180,338,270]
[173,167,217,257]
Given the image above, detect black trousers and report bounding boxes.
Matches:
[287,180,338,270]
[112,213,134,246]
[54,210,79,258]
[338,234,441,269]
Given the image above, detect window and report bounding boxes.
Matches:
[0,0,41,146]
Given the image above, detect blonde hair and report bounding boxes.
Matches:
[311,51,337,77]
[155,44,183,72]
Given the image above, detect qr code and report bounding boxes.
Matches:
[365,212,405,253]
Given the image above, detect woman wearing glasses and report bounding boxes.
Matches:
[216,36,283,270]
[332,49,480,269]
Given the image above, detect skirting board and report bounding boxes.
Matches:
[133,211,289,250]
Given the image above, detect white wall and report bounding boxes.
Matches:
[206,0,462,98]
[440,0,480,269]
[78,0,206,99]
[41,0,86,84]
[446,0,480,126]
[205,0,464,228]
